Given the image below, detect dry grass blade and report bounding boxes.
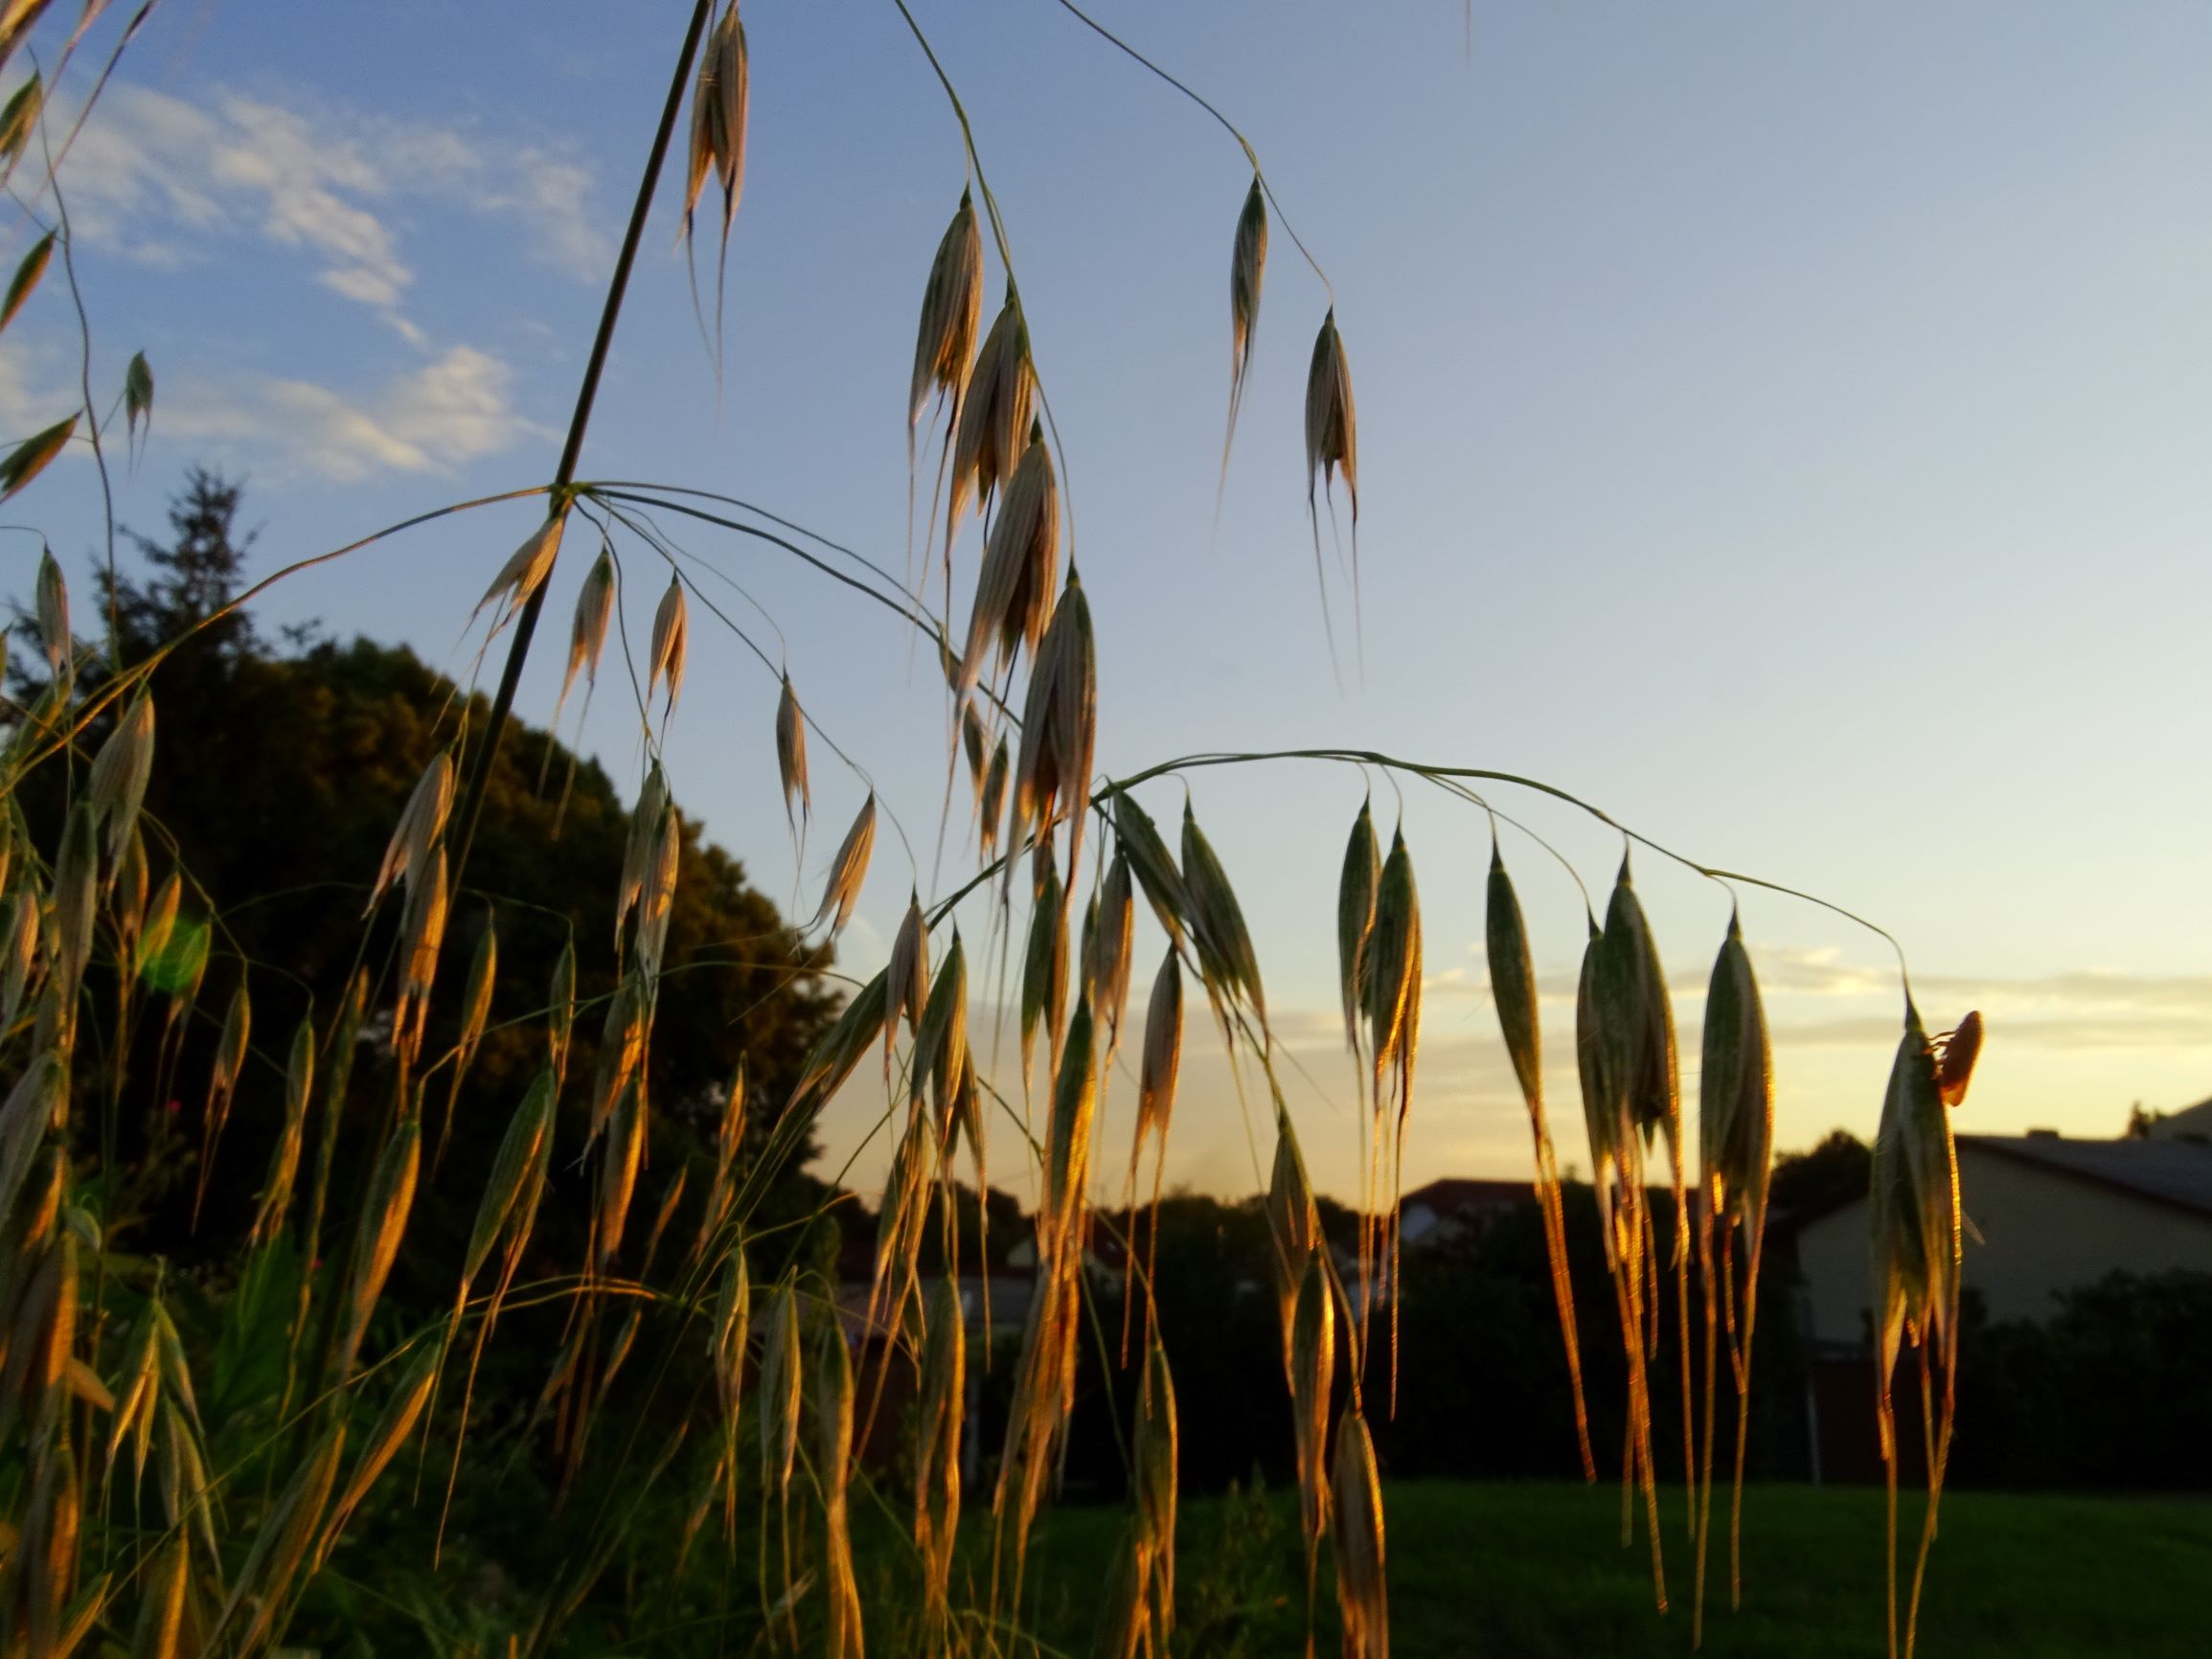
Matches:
[809,793,877,937]
[775,672,810,830]
[1331,1407,1389,1659]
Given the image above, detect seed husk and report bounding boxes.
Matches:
[473,512,566,628]
[336,1117,421,1379]
[774,671,810,830]
[648,574,689,716]
[809,793,877,937]
[909,190,985,431]
[369,750,453,914]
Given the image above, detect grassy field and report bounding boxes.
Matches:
[998,1480,2212,1657]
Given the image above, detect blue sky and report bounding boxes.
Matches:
[8,1,2211,1202]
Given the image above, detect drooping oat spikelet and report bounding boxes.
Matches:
[758,1276,803,1511]
[1180,802,1266,1029]
[634,808,682,982]
[247,1018,315,1248]
[335,1116,421,1380]
[815,1318,865,1659]
[0,72,41,170]
[884,892,930,1066]
[1131,950,1183,1199]
[648,574,690,716]
[1363,828,1424,1406]
[684,2,750,243]
[1221,174,1268,485]
[1486,848,1592,1481]
[948,294,1034,550]
[0,887,41,1034]
[958,432,1059,706]
[1085,851,1135,1059]
[112,827,148,956]
[1336,800,1380,1052]
[1331,1408,1390,1659]
[133,1535,189,1659]
[915,930,969,1118]
[394,844,450,1062]
[47,801,99,1020]
[774,671,810,830]
[978,736,1010,860]
[217,1422,347,1653]
[1019,855,1069,1083]
[556,544,615,729]
[1129,1332,1180,1653]
[457,1069,558,1314]
[318,1341,440,1565]
[474,512,566,631]
[909,191,985,433]
[786,969,888,1112]
[915,1275,965,1646]
[695,1061,746,1262]
[1011,573,1097,881]
[809,793,877,937]
[709,1248,749,1423]
[588,969,649,1144]
[368,751,453,914]
[1694,912,1773,1623]
[1304,309,1358,519]
[0,228,53,335]
[1107,792,1186,946]
[193,982,251,1213]
[596,1078,646,1274]
[86,691,154,862]
[34,545,67,675]
[616,763,671,944]
[548,939,578,1084]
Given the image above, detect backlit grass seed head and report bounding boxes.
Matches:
[320,1340,440,1564]
[1698,916,1772,1226]
[617,763,671,943]
[460,1069,556,1296]
[474,512,566,629]
[959,434,1059,703]
[87,692,154,861]
[1012,573,1096,871]
[338,1117,420,1379]
[949,293,1034,544]
[589,969,647,1142]
[809,792,876,937]
[1574,922,1620,1200]
[1266,1119,1320,1300]
[885,892,929,1054]
[558,546,615,724]
[34,545,66,675]
[1,885,38,1030]
[456,908,498,1067]
[775,671,810,829]
[787,967,886,1109]
[684,1,750,240]
[1110,792,1188,945]
[648,574,689,716]
[1290,1252,1334,1568]
[979,736,1010,858]
[916,928,968,1116]
[369,750,453,913]
[1135,949,1184,1166]
[49,801,98,1008]
[758,1279,802,1501]
[1600,861,1677,1148]
[1337,800,1380,1050]
[597,1078,645,1272]
[710,1250,749,1417]
[1085,851,1135,1053]
[1485,848,1544,1113]
[917,1276,965,1625]
[397,844,450,1053]
[1181,803,1266,1025]
[1362,830,1423,1107]
[1020,856,1069,1080]
[1304,309,1357,520]
[1331,1407,1390,1659]
[635,809,681,980]
[1229,176,1267,412]
[114,828,148,948]
[548,939,577,1081]
[910,191,984,429]
[1045,999,1100,1234]
[223,1422,346,1654]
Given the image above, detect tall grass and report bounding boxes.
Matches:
[0,2,1979,1654]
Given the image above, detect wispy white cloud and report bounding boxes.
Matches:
[57,82,609,338]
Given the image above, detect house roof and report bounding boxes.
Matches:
[2146,1098,2212,1142]
[1961,1133,2212,1219]
[1401,1177,1533,1214]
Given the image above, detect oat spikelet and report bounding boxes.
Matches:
[1179,803,1266,1028]
[318,1341,440,1565]
[959,432,1059,707]
[1221,174,1268,486]
[1331,1408,1390,1659]
[1303,308,1359,657]
[909,190,985,431]
[1336,799,1380,1053]
[34,544,67,676]
[809,794,877,938]
[87,692,154,862]
[368,751,453,914]
[1085,851,1136,1059]
[648,575,690,716]
[685,1,750,242]
[1485,846,1593,1481]
[556,545,615,729]
[335,1116,420,1379]
[774,671,810,830]
[884,892,929,1063]
[948,294,1034,552]
[915,1276,965,1645]
[816,1320,865,1659]
[474,512,566,631]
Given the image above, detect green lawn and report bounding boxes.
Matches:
[1000,1481,2212,1657]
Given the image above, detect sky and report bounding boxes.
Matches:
[6,0,2210,1207]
